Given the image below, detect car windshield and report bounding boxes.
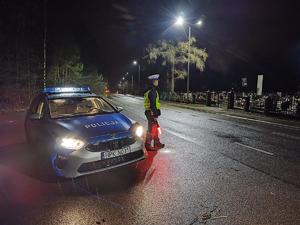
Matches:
[49,97,115,118]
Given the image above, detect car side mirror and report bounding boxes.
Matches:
[30,113,41,120]
[116,106,123,112]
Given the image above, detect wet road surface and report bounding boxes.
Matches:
[0,94,299,225]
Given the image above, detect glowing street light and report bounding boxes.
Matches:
[174,16,184,26]
[196,20,203,26]
[133,60,138,65]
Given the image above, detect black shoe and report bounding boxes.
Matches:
[145,146,157,151]
[154,142,165,149]
[145,144,158,151]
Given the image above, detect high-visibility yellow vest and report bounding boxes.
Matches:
[144,89,161,110]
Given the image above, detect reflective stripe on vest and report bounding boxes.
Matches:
[144,89,160,110]
[144,90,151,110]
[156,92,161,109]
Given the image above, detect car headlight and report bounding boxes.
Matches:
[57,137,85,150]
[131,123,144,138]
[135,125,144,138]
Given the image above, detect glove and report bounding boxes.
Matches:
[157,109,161,116]
[153,109,161,118]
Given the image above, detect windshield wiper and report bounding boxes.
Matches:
[101,109,115,114]
[87,108,115,115]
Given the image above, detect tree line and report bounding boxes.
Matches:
[0,0,106,112]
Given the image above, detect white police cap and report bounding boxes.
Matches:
[148,74,160,80]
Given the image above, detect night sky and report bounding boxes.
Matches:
[5,0,300,92]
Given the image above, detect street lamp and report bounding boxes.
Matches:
[120,72,130,94]
[175,16,184,26]
[124,71,133,91]
[196,20,203,26]
[174,16,203,95]
[133,60,141,92]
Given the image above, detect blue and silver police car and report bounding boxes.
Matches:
[24,87,145,178]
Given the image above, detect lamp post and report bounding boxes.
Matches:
[175,16,203,95]
[125,71,133,91]
[131,74,134,90]
[120,72,129,93]
[187,26,191,95]
[133,60,141,92]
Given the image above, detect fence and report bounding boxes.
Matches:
[160,91,300,117]
[234,93,300,116]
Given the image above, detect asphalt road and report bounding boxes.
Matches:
[0,94,299,225]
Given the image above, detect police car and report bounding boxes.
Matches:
[24,87,145,178]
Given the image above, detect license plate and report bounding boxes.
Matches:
[101,146,131,159]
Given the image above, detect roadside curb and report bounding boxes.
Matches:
[162,102,224,114]
[161,101,300,128]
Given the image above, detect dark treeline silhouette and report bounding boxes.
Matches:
[0,0,106,112]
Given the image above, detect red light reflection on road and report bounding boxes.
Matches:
[133,149,171,187]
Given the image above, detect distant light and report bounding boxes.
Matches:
[133,60,138,65]
[122,77,125,80]
[175,16,184,26]
[196,20,203,26]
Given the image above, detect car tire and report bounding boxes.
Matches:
[37,152,65,181]
[43,138,66,180]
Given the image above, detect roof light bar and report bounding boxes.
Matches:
[43,86,91,94]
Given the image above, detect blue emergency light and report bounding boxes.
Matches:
[43,86,91,94]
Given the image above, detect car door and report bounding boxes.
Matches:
[26,97,46,143]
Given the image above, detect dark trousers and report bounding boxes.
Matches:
[145,110,160,145]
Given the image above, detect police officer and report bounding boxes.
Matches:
[144,74,165,151]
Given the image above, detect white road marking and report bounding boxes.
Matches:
[125,94,141,98]
[161,149,172,154]
[111,95,142,104]
[132,96,144,100]
[272,132,300,141]
[219,114,300,130]
[164,128,205,147]
[166,128,275,157]
[235,142,274,156]
[122,98,142,104]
